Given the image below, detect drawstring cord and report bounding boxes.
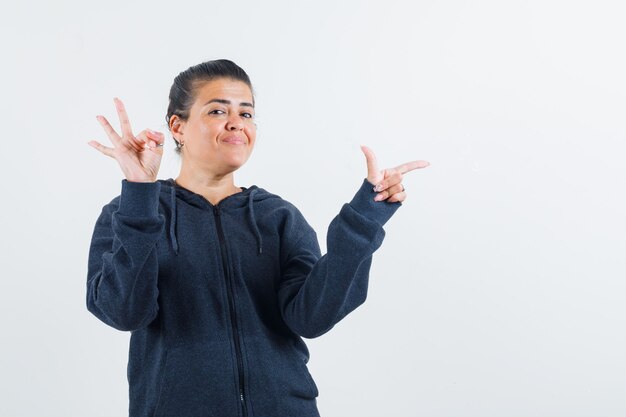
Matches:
[169,185,179,255]
[248,189,262,255]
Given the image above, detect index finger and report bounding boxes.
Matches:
[114,97,134,138]
[393,160,430,174]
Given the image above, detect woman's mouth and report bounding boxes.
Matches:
[222,136,246,145]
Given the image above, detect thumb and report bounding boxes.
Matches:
[360,144,383,185]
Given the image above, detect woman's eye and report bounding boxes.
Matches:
[242,112,254,119]
[209,109,225,115]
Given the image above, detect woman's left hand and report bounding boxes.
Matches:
[360,145,430,203]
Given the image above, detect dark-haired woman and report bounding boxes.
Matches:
[86,59,429,417]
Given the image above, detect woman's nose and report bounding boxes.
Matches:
[226,114,244,130]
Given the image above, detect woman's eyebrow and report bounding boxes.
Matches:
[204,98,254,108]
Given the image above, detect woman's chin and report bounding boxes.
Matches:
[222,156,250,172]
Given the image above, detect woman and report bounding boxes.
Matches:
[86,59,429,417]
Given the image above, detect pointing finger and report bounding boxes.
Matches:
[393,160,430,174]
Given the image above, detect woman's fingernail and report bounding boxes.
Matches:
[374,194,383,201]
[374,184,383,192]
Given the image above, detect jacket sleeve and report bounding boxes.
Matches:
[277,178,402,338]
[86,180,164,331]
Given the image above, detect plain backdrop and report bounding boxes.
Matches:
[1,0,625,416]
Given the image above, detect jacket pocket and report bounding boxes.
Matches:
[152,342,239,417]
[246,338,319,401]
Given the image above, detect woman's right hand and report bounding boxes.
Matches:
[88,97,164,183]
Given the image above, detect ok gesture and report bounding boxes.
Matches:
[88,97,165,183]
[360,145,430,203]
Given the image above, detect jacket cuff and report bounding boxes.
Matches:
[348,178,402,226]
[118,180,161,217]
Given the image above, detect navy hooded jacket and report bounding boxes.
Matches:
[86,177,401,417]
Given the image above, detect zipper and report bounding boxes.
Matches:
[213,205,248,417]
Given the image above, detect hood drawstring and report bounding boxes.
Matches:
[170,185,179,255]
[248,189,263,255]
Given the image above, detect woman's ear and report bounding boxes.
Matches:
[169,115,185,143]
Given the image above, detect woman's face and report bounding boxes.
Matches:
[173,77,256,175]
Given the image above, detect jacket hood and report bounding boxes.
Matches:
[158,178,280,257]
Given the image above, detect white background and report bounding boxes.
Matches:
[1,0,625,416]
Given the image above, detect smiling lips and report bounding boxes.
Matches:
[222,136,246,145]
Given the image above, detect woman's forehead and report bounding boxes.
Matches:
[195,79,253,105]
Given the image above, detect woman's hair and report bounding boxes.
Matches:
[166,59,254,153]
